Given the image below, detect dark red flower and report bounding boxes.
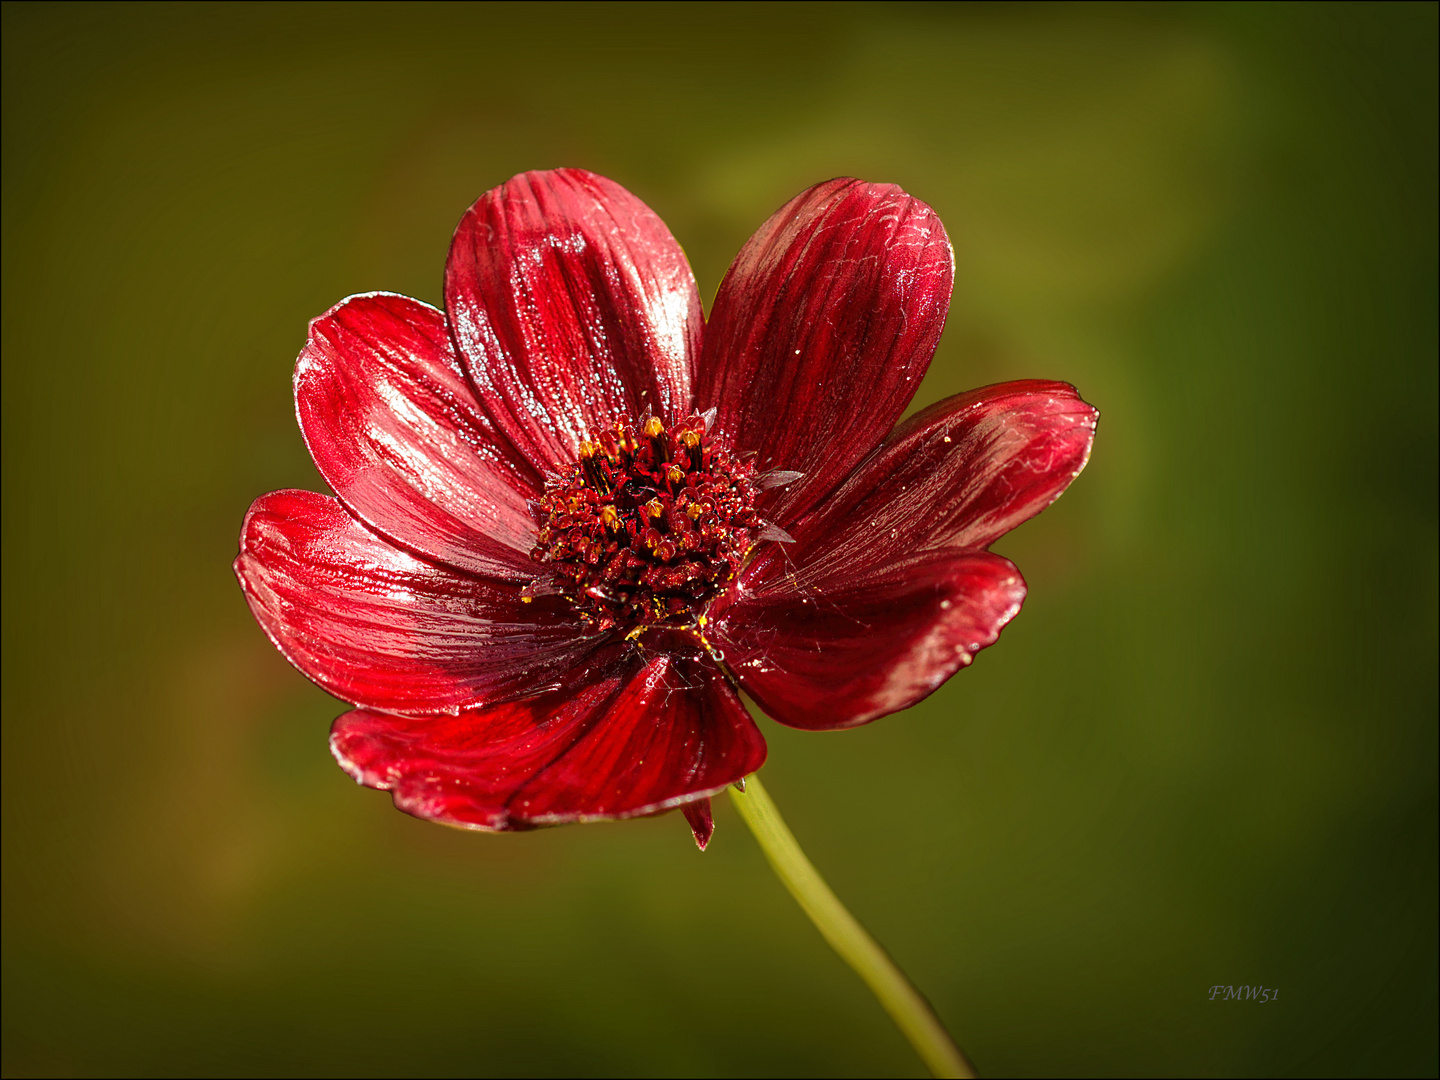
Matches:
[235,169,1096,848]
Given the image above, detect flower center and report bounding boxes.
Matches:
[526,412,759,635]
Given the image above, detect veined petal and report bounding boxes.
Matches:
[714,552,1026,731]
[712,381,1093,730]
[296,292,540,582]
[444,169,703,471]
[698,178,953,525]
[330,650,765,830]
[234,490,593,714]
[745,381,1097,591]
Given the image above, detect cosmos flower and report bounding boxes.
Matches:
[235,169,1096,849]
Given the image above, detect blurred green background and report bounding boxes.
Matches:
[2,2,1435,1076]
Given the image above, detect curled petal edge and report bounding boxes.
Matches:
[328,650,766,830]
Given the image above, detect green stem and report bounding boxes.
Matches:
[729,774,975,1079]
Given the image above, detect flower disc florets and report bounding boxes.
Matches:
[527,412,759,635]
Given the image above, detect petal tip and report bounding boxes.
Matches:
[681,798,715,851]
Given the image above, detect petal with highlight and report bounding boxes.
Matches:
[330,650,766,830]
[713,381,1095,730]
[296,292,540,582]
[746,381,1099,595]
[445,168,703,471]
[234,490,594,714]
[698,178,954,525]
[714,552,1026,730]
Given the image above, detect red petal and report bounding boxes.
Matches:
[749,381,1097,581]
[444,169,703,471]
[698,179,953,525]
[711,381,1094,730]
[681,798,715,851]
[714,552,1026,730]
[329,651,766,830]
[296,292,540,582]
[234,490,593,714]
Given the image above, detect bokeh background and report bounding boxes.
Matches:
[3,2,1435,1076]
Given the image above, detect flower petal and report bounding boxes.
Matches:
[749,381,1098,583]
[234,490,593,714]
[711,381,1094,730]
[329,650,766,830]
[444,168,703,471]
[697,178,953,525]
[714,552,1026,731]
[295,292,540,582]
